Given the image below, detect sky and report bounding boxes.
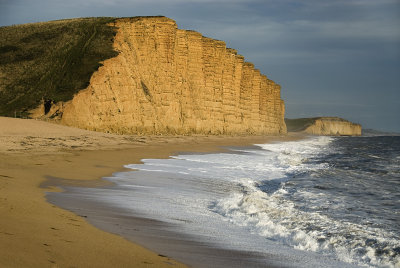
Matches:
[1,0,399,132]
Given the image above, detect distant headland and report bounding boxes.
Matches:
[285,117,362,136]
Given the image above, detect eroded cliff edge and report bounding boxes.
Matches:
[285,117,362,136]
[31,17,287,135]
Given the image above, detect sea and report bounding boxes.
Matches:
[48,134,400,268]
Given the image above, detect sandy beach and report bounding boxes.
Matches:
[0,116,300,267]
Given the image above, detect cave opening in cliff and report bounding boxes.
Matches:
[44,100,52,114]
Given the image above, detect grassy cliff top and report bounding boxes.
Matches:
[0,17,119,117]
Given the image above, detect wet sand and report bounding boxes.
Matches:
[0,116,301,267]
[46,182,284,268]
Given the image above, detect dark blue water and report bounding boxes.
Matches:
[272,136,400,267]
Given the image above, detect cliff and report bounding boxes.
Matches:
[285,117,362,136]
[16,17,286,135]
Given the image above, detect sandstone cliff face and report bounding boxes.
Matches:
[286,117,361,136]
[36,17,286,135]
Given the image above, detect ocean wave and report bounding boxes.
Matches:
[211,177,400,267]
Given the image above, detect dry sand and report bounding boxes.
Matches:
[0,117,301,267]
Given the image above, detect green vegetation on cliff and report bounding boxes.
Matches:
[0,17,118,117]
[285,118,317,132]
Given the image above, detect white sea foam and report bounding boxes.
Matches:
[115,136,399,268]
[212,177,400,267]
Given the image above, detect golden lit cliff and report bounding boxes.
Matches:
[31,17,287,135]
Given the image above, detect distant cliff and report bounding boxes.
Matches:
[0,16,286,135]
[285,117,362,136]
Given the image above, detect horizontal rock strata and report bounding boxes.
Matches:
[38,17,287,135]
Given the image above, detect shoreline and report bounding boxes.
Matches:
[44,142,302,268]
[0,116,302,267]
[46,179,281,268]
